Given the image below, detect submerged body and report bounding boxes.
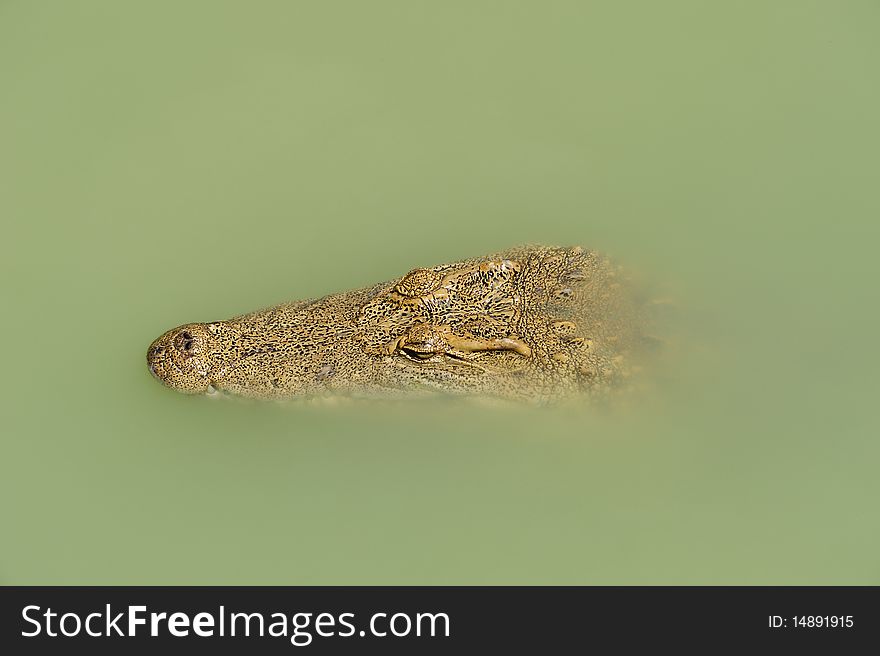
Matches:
[147,245,647,403]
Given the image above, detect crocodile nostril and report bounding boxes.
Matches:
[174,330,195,352]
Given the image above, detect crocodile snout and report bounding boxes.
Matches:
[146,323,216,394]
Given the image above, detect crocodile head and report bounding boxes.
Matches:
[146,246,646,402]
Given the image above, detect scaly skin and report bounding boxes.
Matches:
[147,245,646,403]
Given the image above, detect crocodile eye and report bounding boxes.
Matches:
[401,346,435,360]
[395,268,444,297]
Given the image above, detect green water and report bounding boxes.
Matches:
[2,2,878,584]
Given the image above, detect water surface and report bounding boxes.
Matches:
[1,1,878,584]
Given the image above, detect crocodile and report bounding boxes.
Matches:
[146,245,648,403]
